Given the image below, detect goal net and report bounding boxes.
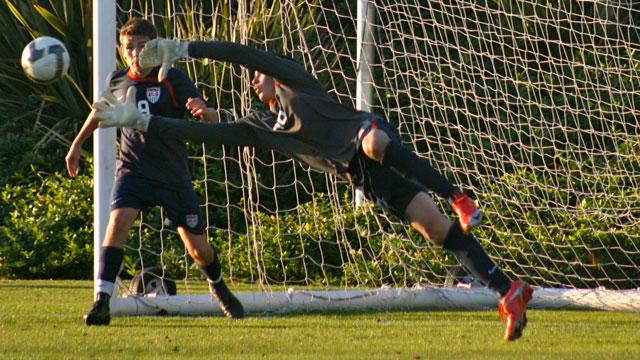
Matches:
[103,0,640,315]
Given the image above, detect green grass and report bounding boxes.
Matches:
[0,280,639,359]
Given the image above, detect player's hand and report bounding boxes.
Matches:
[186,97,208,117]
[93,87,150,131]
[139,38,190,82]
[65,145,81,178]
[186,97,220,122]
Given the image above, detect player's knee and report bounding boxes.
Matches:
[404,193,452,245]
[411,218,450,246]
[109,211,135,233]
[105,211,138,246]
[361,129,390,162]
[186,242,213,265]
[187,246,204,264]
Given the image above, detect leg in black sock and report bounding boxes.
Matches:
[199,250,244,318]
[96,246,124,297]
[442,223,511,297]
[86,246,122,326]
[198,251,222,284]
[381,141,457,199]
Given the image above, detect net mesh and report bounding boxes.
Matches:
[115,0,640,296]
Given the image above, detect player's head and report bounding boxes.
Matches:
[119,18,157,77]
[250,54,299,104]
[251,70,276,104]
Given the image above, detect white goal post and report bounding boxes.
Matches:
[109,287,640,316]
[95,0,640,315]
[92,0,116,299]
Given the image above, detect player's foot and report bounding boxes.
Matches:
[498,280,533,341]
[84,292,111,326]
[451,192,481,233]
[210,280,244,319]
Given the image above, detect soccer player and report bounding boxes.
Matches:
[65,21,243,325]
[93,38,533,340]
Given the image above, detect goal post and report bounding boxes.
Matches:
[92,0,116,299]
[354,0,375,207]
[96,0,640,316]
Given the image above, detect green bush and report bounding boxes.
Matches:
[215,193,448,287]
[0,0,94,279]
[478,139,640,288]
[0,173,93,279]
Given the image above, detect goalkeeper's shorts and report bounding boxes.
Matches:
[111,175,206,235]
[349,118,422,218]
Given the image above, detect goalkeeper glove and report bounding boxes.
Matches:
[93,87,150,131]
[139,38,190,82]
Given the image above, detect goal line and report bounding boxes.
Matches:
[110,286,640,316]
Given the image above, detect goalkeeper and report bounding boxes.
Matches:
[65,21,243,326]
[93,38,533,341]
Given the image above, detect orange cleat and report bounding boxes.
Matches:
[451,192,481,233]
[498,280,534,341]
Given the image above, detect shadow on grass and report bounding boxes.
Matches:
[105,308,497,330]
[0,282,92,290]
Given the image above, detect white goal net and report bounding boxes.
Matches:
[103,0,640,314]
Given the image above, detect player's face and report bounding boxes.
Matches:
[251,70,276,103]
[120,35,152,77]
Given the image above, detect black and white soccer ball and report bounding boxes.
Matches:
[21,36,70,83]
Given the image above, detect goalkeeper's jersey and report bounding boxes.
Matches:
[188,41,373,176]
[106,67,200,188]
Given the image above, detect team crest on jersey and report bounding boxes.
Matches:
[146,87,161,104]
[185,214,199,229]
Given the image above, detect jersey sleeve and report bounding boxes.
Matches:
[165,68,202,112]
[103,69,118,94]
[188,41,324,91]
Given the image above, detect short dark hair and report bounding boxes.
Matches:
[119,18,157,40]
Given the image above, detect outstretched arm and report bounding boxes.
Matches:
[188,41,318,88]
[140,39,321,89]
[93,85,270,147]
[145,115,261,147]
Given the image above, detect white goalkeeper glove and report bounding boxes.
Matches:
[139,38,190,82]
[93,87,150,131]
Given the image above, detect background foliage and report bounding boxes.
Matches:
[0,0,94,279]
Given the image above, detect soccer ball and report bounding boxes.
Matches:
[21,36,70,83]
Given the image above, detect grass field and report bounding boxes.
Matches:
[0,280,638,359]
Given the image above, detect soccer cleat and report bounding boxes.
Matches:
[84,293,111,326]
[210,280,244,319]
[451,192,482,233]
[498,280,534,342]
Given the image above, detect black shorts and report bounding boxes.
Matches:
[111,175,206,235]
[348,119,422,219]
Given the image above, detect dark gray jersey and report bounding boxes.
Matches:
[187,41,373,174]
[106,67,200,188]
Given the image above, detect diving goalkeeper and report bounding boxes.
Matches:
[93,39,534,341]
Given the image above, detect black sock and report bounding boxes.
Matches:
[96,292,111,303]
[199,252,222,284]
[381,141,456,199]
[442,223,511,297]
[99,246,124,283]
